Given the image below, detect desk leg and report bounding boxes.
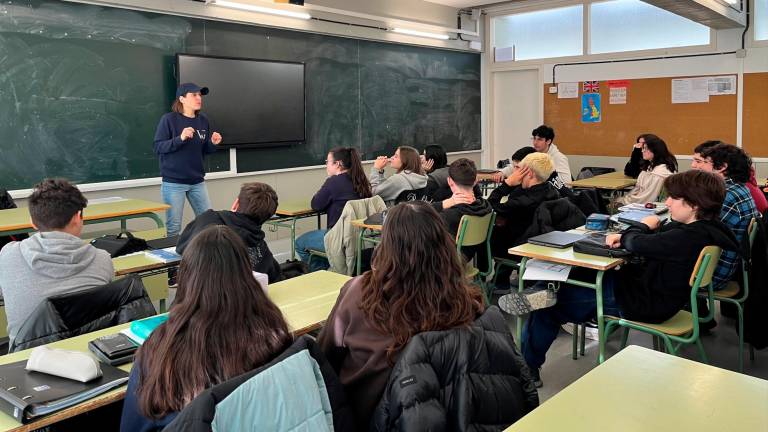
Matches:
[595,270,606,364]
[316,212,322,230]
[356,229,365,276]
[290,219,297,260]
[514,257,529,349]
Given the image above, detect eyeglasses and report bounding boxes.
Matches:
[692,156,712,165]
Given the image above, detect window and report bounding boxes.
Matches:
[493,5,583,61]
[757,0,768,41]
[590,0,711,54]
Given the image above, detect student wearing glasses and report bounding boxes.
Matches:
[617,134,677,205]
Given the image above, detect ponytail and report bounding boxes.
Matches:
[330,147,372,199]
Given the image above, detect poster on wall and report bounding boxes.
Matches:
[583,81,600,93]
[581,93,601,123]
[609,87,627,104]
[558,82,579,99]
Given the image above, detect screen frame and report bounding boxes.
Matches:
[175,53,306,148]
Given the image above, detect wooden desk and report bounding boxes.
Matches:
[508,242,624,363]
[264,202,323,259]
[0,270,349,431]
[570,173,636,190]
[351,218,382,275]
[270,270,351,334]
[506,345,768,432]
[0,199,169,236]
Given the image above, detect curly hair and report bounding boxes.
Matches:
[28,178,87,231]
[359,201,484,362]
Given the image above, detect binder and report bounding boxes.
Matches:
[0,360,129,423]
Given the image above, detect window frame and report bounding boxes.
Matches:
[489,0,716,66]
[751,0,768,46]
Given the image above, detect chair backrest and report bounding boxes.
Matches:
[688,246,722,289]
[456,212,495,248]
[687,246,722,326]
[10,276,156,352]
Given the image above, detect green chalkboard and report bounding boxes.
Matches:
[0,0,479,190]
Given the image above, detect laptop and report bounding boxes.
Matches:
[527,231,586,249]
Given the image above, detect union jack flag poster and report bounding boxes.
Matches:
[583,81,599,93]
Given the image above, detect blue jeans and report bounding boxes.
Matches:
[521,275,622,370]
[295,229,329,271]
[161,181,212,237]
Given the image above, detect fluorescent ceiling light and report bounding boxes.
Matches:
[212,0,312,20]
[391,27,450,40]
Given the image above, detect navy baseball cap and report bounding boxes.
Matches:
[176,83,209,98]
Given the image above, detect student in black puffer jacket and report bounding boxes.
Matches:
[371,306,539,432]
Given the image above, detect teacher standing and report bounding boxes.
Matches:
[153,83,223,237]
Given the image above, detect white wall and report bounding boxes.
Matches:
[484,2,768,179]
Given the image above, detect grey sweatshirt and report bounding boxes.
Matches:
[0,231,114,344]
[369,168,428,205]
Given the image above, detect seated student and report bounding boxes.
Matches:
[370,146,428,205]
[692,143,759,290]
[532,125,571,185]
[421,145,484,202]
[692,140,768,214]
[176,182,282,282]
[121,226,293,431]
[421,144,450,200]
[496,146,573,199]
[617,134,677,205]
[488,152,560,257]
[318,202,485,428]
[519,170,738,387]
[0,179,113,346]
[295,147,372,270]
[432,158,492,237]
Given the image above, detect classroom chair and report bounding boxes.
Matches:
[455,212,495,304]
[602,246,722,363]
[307,249,328,270]
[698,218,757,372]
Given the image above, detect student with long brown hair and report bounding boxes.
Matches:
[317,201,484,427]
[295,147,372,270]
[369,146,428,205]
[120,226,292,431]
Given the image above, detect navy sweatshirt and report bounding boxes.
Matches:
[312,173,362,229]
[153,112,218,184]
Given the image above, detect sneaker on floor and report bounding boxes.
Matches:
[531,368,543,388]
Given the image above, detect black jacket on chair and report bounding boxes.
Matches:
[10,276,156,352]
[744,214,768,349]
[371,307,539,432]
[520,198,586,242]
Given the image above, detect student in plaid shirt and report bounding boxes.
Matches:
[692,143,759,289]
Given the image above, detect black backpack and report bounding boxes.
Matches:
[0,189,28,249]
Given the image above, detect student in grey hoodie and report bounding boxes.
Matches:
[0,179,113,346]
[369,146,428,206]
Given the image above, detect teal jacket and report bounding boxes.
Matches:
[163,336,355,432]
